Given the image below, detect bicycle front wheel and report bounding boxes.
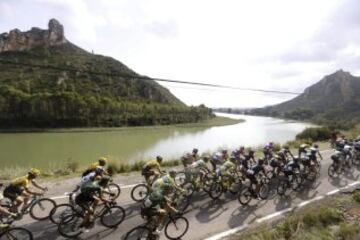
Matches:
[165,216,189,240]
[29,198,56,221]
[131,184,150,202]
[100,205,126,228]
[49,203,75,224]
[58,214,83,239]
[124,226,153,240]
[209,182,223,200]
[0,227,33,240]
[238,189,251,205]
[105,183,121,200]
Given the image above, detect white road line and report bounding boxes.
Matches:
[326,189,340,196]
[204,180,360,240]
[256,208,292,223]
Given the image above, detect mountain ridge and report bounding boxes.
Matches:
[0,19,213,128]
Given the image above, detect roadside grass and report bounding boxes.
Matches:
[227,192,360,240]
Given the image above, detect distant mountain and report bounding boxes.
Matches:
[0,19,212,128]
[248,70,360,126]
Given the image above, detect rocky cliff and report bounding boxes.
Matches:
[0,19,66,53]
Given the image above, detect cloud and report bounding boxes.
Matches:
[144,20,178,39]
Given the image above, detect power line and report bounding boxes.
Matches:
[0,59,302,95]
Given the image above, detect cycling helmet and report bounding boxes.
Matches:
[258,158,265,165]
[203,155,210,162]
[239,146,245,151]
[249,149,255,156]
[230,157,236,163]
[269,142,274,146]
[313,144,319,149]
[192,148,199,154]
[156,155,163,163]
[98,157,107,166]
[283,145,290,150]
[29,168,41,176]
[293,156,300,163]
[221,149,228,154]
[169,169,177,178]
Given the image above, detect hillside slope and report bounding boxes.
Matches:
[248,70,360,126]
[0,19,212,128]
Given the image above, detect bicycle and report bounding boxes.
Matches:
[238,176,269,205]
[3,193,56,221]
[0,224,33,240]
[208,171,243,200]
[277,171,302,196]
[124,212,189,240]
[57,201,125,238]
[49,192,76,224]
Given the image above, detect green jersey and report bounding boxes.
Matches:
[220,160,235,175]
[81,181,102,197]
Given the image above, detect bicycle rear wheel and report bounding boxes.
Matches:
[124,226,153,240]
[105,183,121,200]
[131,184,150,202]
[100,205,126,228]
[209,182,223,200]
[0,227,33,240]
[58,214,83,238]
[165,216,189,240]
[49,203,75,224]
[238,188,252,205]
[29,198,56,221]
[259,183,269,199]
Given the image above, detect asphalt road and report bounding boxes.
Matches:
[15,149,360,240]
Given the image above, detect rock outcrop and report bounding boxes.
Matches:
[0,19,67,53]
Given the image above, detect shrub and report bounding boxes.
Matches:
[337,223,360,239]
[352,191,360,203]
[296,127,332,141]
[276,216,299,239]
[66,160,79,173]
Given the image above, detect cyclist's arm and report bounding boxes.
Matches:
[164,198,178,214]
[30,180,47,191]
[24,187,42,196]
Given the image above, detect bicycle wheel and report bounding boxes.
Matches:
[58,214,83,238]
[259,183,269,199]
[328,164,340,178]
[100,205,126,228]
[29,198,56,221]
[0,227,33,240]
[49,203,75,224]
[164,216,189,240]
[175,195,191,214]
[209,182,223,200]
[238,188,251,205]
[124,226,153,240]
[202,174,213,193]
[105,183,121,200]
[131,184,150,202]
[277,180,287,196]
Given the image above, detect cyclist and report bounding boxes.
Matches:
[283,157,301,182]
[277,145,294,164]
[263,142,274,161]
[192,148,199,161]
[217,157,236,189]
[0,183,18,224]
[298,143,309,159]
[82,157,108,177]
[75,176,113,230]
[241,148,256,169]
[269,155,283,177]
[308,144,323,165]
[3,168,47,213]
[142,156,164,186]
[153,169,185,194]
[245,158,267,198]
[188,156,211,189]
[72,167,104,194]
[210,150,227,172]
[141,183,179,235]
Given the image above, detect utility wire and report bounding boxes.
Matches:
[0,59,301,95]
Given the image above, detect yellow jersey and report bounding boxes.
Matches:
[144,160,160,170]
[11,176,29,188]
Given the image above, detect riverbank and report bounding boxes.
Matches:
[224,189,360,240]
[0,116,244,133]
[0,116,244,180]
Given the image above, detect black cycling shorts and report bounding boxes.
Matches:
[247,174,258,184]
[75,193,95,210]
[3,185,23,201]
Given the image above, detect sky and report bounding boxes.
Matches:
[1,0,360,108]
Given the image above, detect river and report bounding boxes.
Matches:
[0,113,314,170]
